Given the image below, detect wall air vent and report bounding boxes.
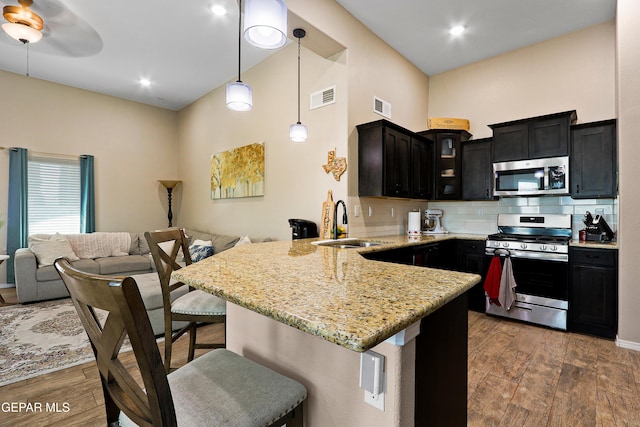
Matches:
[310,86,336,110]
[373,96,391,119]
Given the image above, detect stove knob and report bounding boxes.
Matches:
[520,243,527,249]
[502,242,510,248]
[541,245,547,250]
[550,245,558,251]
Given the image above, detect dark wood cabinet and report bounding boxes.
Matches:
[411,137,433,199]
[462,138,493,200]
[569,247,618,339]
[357,120,431,199]
[570,119,617,199]
[490,110,577,162]
[456,240,489,312]
[419,129,472,200]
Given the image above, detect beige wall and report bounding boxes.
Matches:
[227,304,415,427]
[0,70,179,281]
[353,20,617,238]
[428,21,616,138]
[287,0,432,238]
[616,0,640,347]
[176,40,348,242]
[176,0,431,242]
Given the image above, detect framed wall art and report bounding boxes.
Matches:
[211,142,265,199]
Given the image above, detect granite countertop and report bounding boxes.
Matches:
[569,240,618,249]
[172,234,481,352]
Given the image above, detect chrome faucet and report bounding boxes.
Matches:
[333,200,348,239]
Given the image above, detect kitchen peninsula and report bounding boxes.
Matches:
[173,235,481,426]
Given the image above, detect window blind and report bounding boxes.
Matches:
[28,155,81,234]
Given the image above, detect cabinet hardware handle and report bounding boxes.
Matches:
[576,184,580,193]
[585,254,600,259]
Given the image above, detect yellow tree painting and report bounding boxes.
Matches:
[211,142,265,199]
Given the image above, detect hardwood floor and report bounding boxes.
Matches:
[468,310,640,426]
[1,285,639,426]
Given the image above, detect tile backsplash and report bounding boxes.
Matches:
[349,196,618,240]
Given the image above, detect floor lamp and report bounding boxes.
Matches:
[158,180,181,227]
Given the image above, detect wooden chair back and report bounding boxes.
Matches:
[145,228,192,305]
[54,257,177,427]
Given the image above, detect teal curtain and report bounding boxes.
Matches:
[80,155,95,233]
[7,148,28,284]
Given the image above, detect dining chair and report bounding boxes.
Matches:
[54,257,306,427]
[145,228,226,372]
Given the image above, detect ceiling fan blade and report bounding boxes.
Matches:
[24,0,103,57]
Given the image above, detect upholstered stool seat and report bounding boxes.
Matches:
[119,348,307,427]
[171,289,226,316]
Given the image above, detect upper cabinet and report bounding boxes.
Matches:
[462,137,494,200]
[418,129,471,200]
[357,120,432,199]
[490,110,577,162]
[570,119,617,199]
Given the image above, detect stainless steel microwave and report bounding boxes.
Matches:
[493,156,569,197]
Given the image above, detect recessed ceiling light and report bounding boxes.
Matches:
[139,78,152,87]
[210,4,227,16]
[449,25,466,36]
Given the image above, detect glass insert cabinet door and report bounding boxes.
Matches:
[416,129,471,200]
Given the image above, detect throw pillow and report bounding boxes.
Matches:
[189,240,214,262]
[234,235,252,246]
[29,233,80,267]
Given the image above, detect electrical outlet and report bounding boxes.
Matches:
[368,207,374,217]
[391,208,395,217]
[354,205,360,217]
[364,389,385,411]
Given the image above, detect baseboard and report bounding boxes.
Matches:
[616,336,640,351]
[0,283,15,289]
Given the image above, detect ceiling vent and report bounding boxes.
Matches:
[373,96,391,119]
[310,85,336,110]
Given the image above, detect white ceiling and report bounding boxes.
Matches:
[0,0,616,111]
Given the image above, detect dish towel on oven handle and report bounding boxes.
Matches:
[499,256,517,310]
[483,255,502,305]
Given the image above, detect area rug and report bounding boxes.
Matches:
[0,298,131,387]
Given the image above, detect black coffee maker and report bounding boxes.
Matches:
[288,219,319,240]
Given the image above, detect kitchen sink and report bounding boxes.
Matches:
[312,238,385,249]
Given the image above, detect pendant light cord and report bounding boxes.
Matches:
[296,35,301,123]
[237,0,242,83]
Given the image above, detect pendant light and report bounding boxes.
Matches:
[289,28,307,142]
[226,0,253,111]
[243,0,287,50]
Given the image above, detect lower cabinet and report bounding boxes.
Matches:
[456,240,489,312]
[569,247,618,339]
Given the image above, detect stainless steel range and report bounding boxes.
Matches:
[485,213,572,330]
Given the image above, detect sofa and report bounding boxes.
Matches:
[14,228,244,335]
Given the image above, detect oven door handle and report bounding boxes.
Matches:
[489,248,511,257]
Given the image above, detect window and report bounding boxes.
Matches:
[28,154,81,234]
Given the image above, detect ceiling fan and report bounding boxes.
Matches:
[2,0,43,43]
[1,0,102,57]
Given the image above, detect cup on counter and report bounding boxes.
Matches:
[579,229,587,241]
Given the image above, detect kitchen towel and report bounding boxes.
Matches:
[499,257,517,310]
[483,256,502,305]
